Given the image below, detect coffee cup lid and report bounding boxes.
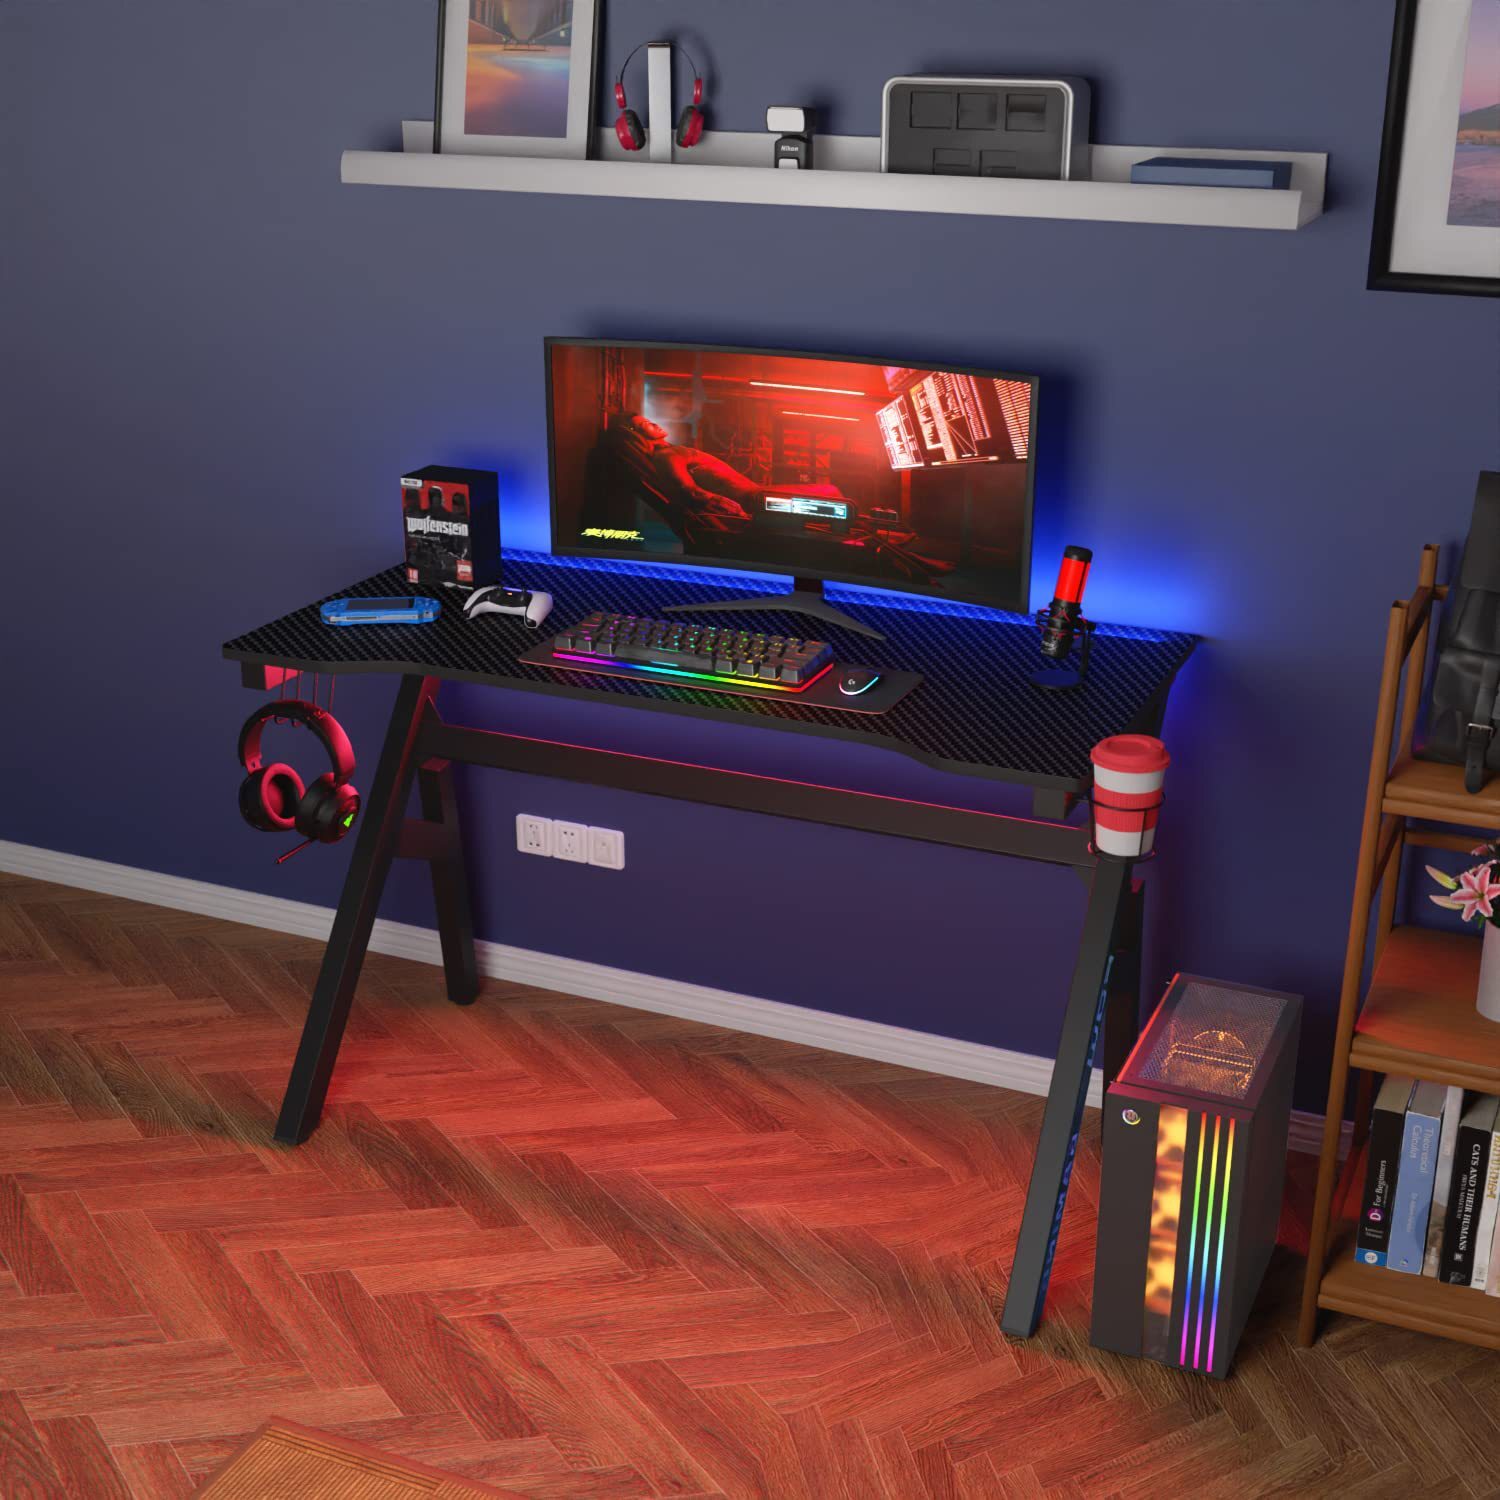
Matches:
[1091,735,1170,775]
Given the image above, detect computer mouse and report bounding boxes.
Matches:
[838,667,882,697]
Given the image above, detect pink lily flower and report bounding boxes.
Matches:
[1451,863,1500,923]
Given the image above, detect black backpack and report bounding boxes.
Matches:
[1423,471,1500,793]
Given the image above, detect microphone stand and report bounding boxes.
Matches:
[1031,617,1095,692]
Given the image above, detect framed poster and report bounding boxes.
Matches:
[435,0,599,158]
[1370,0,1500,295]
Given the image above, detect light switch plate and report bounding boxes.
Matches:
[588,826,625,870]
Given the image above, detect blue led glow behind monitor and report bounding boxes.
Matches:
[545,339,1037,637]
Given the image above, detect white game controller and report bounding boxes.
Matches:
[462,586,554,629]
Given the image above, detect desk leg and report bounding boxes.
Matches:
[999,854,1132,1339]
[1099,877,1144,1094]
[274,674,437,1145]
[417,758,479,1006]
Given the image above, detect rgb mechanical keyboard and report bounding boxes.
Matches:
[543,613,836,693]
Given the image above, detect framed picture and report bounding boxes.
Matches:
[1370,0,1500,295]
[435,0,599,158]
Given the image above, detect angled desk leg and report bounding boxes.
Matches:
[1000,854,1133,1339]
[416,758,479,1006]
[1099,877,1145,1093]
[274,674,437,1145]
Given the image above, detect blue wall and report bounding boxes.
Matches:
[4,1,1497,1109]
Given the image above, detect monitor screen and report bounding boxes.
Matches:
[546,339,1037,613]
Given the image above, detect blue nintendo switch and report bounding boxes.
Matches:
[320,596,441,626]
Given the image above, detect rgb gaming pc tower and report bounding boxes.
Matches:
[1090,974,1302,1379]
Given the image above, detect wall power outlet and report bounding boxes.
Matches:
[515,813,552,857]
[554,820,588,863]
[515,815,624,870]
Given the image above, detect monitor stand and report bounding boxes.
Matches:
[663,576,885,642]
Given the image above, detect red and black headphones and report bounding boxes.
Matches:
[614,42,706,152]
[237,700,361,847]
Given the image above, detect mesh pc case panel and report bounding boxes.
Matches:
[1092,974,1301,1379]
[1121,979,1297,1106]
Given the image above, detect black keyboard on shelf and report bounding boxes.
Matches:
[542,612,837,692]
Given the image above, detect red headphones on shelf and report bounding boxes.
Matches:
[614,41,707,152]
[237,700,360,848]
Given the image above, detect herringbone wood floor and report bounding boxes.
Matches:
[0,874,1496,1499]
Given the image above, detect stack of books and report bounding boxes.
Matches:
[1354,1077,1500,1290]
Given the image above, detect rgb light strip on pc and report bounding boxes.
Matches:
[548,652,834,695]
[1207,1119,1237,1372]
[1179,1114,1209,1369]
[1172,1112,1238,1374]
[1192,1116,1222,1371]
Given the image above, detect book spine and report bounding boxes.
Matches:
[1354,1099,1406,1268]
[1389,1109,1440,1275]
[1473,1123,1500,1292]
[1441,1121,1491,1286]
[1490,1203,1500,1297]
[1423,1086,1464,1277]
[1130,164,1288,189]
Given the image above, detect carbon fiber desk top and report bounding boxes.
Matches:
[222,552,1197,793]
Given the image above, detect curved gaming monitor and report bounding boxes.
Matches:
[546,338,1037,634]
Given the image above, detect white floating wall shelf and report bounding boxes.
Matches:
[339,124,1326,233]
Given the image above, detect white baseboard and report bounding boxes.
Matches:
[0,839,1342,1156]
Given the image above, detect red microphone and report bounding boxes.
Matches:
[1039,545,1092,660]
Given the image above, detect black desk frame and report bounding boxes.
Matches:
[265,668,1152,1339]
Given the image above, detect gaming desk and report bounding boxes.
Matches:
[223,550,1197,1337]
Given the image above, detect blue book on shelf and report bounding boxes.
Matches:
[1387,1081,1446,1274]
[1129,156,1293,190]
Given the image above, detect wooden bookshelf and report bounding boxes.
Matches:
[1322,1139,1500,1350]
[1384,755,1500,826]
[1319,1230,1500,1350]
[1350,926,1500,1095]
[1299,544,1500,1353]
